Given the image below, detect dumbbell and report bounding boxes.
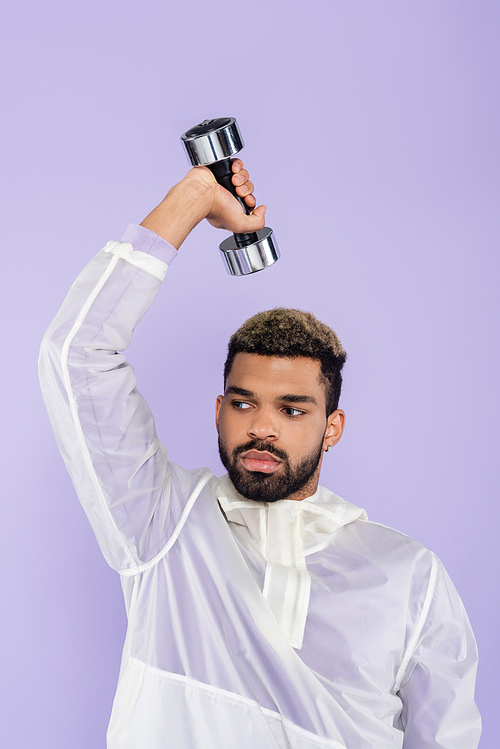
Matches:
[180,117,280,276]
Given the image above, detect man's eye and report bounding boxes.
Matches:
[232,401,251,410]
[283,407,304,417]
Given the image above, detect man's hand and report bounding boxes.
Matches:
[140,159,267,250]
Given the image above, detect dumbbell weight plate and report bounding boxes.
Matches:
[181,117,244,166]
[220,227,278,276]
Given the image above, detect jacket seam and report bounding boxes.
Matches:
[393,552,439,693]
[119,471,212,576]
[126,659,346,747]
[60,249,140,568]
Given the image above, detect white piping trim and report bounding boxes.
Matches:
[393,552,439,693]
[119,471,213,577]
[103,241,169,281]
[128,658,262,709]
[61,251,137,566]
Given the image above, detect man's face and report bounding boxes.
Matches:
[215,353,345,502]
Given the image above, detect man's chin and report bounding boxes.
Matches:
[227,466,292,503]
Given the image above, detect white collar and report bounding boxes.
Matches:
[214,473,367,563]
[214,474,367,649]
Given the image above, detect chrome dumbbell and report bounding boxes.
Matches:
[181,117,279,276]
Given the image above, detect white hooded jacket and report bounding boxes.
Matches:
[38,226,481,748]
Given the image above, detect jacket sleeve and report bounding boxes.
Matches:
[38,225,204,573]
[398,555,481,749]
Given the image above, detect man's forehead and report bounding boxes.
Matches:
[226,353,325,396]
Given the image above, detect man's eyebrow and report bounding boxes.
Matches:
[276,394,318,405]
[225,386,255,397]
[225,387,318,406]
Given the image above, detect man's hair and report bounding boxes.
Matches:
[223,308,347,415]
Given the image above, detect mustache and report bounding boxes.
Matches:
[233,439,289,462]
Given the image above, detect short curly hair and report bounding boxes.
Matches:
[224,308,347,415]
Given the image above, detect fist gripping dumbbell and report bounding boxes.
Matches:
[181,117,280,276]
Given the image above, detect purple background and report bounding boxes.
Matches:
[2,1,498,746]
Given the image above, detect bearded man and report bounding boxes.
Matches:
[39,159,481,748]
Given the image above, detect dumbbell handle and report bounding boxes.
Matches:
[207,158,259,247]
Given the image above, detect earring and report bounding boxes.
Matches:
[325,445,332,453]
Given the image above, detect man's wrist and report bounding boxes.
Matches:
[140,177,212,250]
[121,224,178,264]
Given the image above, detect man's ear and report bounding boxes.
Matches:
[215,394,223,432]
[323,409,345,451]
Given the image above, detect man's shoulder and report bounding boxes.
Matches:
[318,484,435,565]
[357,515,429,552]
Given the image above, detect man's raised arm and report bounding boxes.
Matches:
[38,160,265,573]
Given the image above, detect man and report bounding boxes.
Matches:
[39,160,481,748]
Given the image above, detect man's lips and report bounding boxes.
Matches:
[240,450,283,474]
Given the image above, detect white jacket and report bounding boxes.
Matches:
[38,226,481,748]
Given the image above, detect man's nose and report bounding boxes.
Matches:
[247,407,279,441]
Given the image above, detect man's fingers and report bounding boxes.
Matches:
[205,156,267,232]
[232,169,249,186]
[231,162,261,209]
[236,179,254,198]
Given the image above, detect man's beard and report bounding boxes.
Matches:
[218,435,324,503]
